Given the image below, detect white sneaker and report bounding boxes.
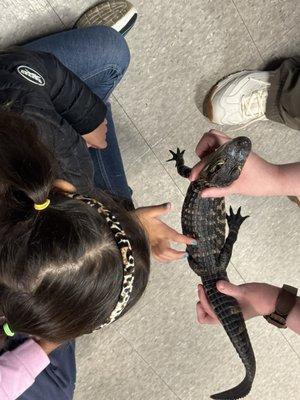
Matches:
[203,71,273,126]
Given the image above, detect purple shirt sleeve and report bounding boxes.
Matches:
[0,339,50,400]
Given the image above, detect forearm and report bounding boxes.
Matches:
[277,162,300,196]
[239,156,300,197]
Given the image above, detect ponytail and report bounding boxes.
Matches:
[0,110,55,207]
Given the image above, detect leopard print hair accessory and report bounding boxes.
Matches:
[66,193,135,329]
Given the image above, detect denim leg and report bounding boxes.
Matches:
[89,102,132,198]
[24,26,132,199]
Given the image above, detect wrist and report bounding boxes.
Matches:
[261,284,281,315]
[244,283,280,316]
[277,163,300,196]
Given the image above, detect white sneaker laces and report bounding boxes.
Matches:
[241,86,269,119]
[228,81,270,132]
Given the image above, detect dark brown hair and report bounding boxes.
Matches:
[0,111,150,343]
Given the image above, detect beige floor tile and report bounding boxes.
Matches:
[74,328,179,400]
[232,0,300,55]
[0,0,64,48]
[283,329,300,358]
[114,0,262,147]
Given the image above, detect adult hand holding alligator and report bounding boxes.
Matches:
[190,129,300,198]
[197,282,300,334]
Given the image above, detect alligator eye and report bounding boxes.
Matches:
[210,161,224,173]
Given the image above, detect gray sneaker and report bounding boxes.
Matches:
[75,0,137,36]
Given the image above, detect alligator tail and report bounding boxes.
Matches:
[202,272,256,400]
[210,374,253,399]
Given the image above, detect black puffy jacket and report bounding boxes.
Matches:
[0,47,107,194]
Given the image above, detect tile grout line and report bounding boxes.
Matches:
[44,0,67,28]
[116,329,183,400]
[112,94,155,149]
[231,0,265,63]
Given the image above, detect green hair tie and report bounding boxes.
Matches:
[3,323,14,337]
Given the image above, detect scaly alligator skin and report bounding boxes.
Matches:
[168,137,255,400]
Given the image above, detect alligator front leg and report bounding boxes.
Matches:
[167,148,192,178]
[218,206,249,269]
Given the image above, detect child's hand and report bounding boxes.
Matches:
[135,203,195,262]
[82,119,108,149]
[196,281,279,325]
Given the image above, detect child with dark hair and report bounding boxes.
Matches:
[0,24,193,400]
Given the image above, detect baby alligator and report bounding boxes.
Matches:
[168,136,255,399]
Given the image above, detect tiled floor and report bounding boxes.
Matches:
[1,1,299,399]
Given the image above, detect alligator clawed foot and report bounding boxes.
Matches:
[226,206,249,231]
[166,148,185,163]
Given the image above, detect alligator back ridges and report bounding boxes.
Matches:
[202,272,256,400]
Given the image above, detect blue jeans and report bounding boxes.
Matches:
[15,26,131,400]
[25,25,132,200]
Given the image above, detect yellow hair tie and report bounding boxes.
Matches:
[34,199,50,211]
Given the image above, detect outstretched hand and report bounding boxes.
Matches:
[190,129,281,197]
[196,281,279,325]
[135,203,196,262]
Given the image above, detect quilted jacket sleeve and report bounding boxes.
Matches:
[38,51,107,135]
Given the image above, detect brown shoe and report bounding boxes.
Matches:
[75,0,137,36]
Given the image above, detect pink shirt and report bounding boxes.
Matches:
[0,339,50,400]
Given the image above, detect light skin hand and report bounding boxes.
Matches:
[82,119,108,149]
[190,129,300,197]
[134,203,196,262]
[196,281,300,334]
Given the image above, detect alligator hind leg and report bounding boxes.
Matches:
[218,206,249,269]
[167,148,191,178]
